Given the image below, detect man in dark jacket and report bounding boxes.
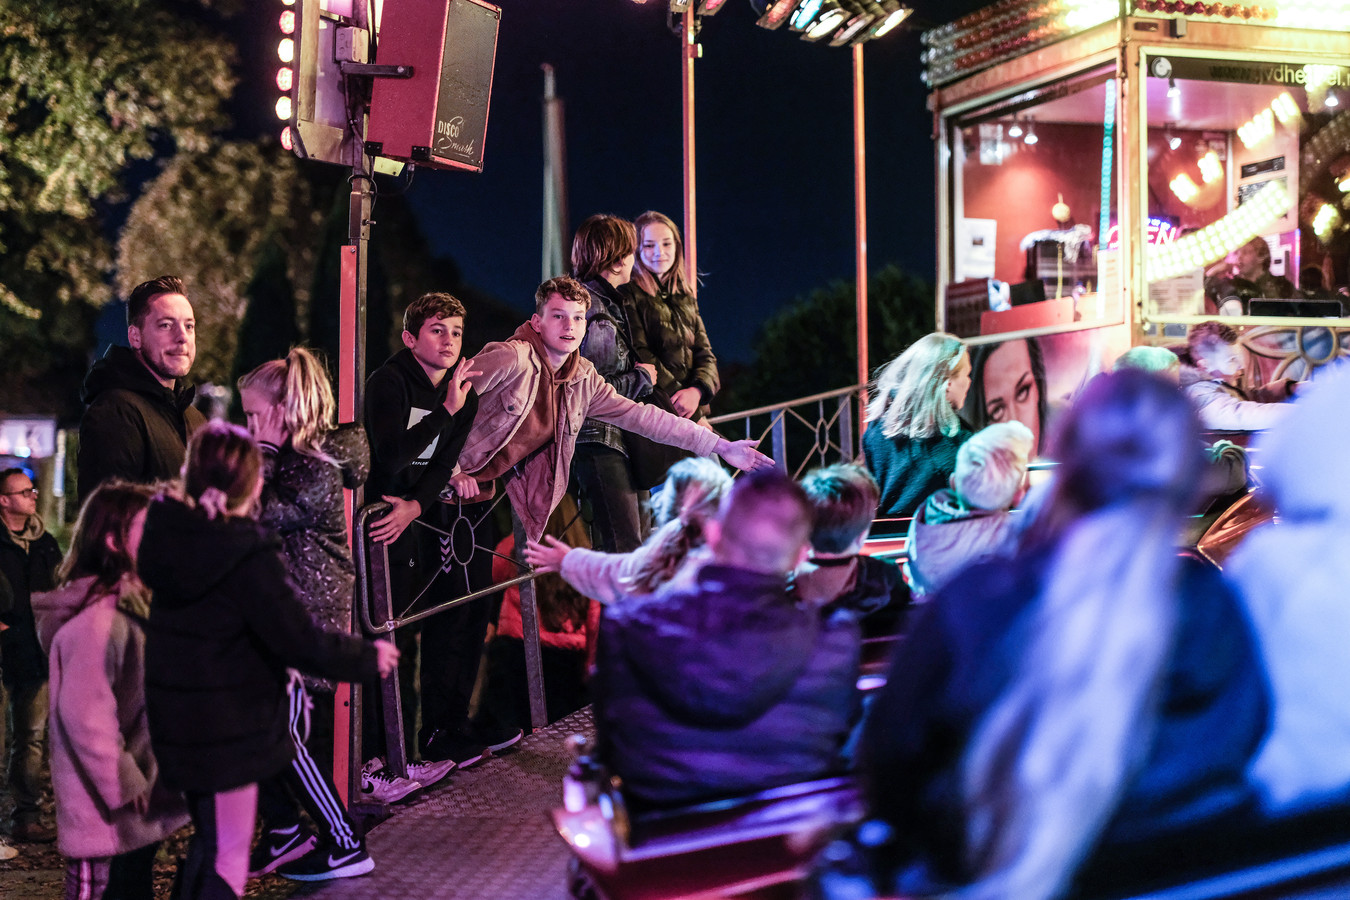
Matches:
[596,469,860,809]
[0,467,63,843]
[77,275,205,502]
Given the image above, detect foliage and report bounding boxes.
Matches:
[0,0,236,416]
[115,140,324,386]
[231,236,301,393]
[718,264,935,414]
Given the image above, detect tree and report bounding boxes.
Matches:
[0,1,236,416]
[720,264,935,414]
[115,140,322,386]
[231,235,301,390]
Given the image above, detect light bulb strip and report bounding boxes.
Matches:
[1146,179,1292,282]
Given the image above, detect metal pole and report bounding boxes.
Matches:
[682,8,697,283]
[852,45,869,432]
[511,511,549,731]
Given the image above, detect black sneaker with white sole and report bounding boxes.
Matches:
[248,825,316,878]
[469,719,524,754]
[276,842,375,881]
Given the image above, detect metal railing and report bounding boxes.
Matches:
[708,385,866,479]
[351,498,550,796]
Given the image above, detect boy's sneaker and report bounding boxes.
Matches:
[359,766,421,804]
[420,727,489,768]
[248,825,316,878]
[0,838,17,861]
[276,841,374,882]
[469,719,524,754]
[365,755,456,789]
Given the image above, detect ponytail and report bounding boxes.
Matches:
[281,347,336,459]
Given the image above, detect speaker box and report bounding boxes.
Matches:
[367,0,500,172]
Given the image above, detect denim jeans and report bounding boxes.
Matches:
[572,443,648,554]
[1,678,49,828]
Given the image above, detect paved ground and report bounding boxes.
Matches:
[1,708,592,900]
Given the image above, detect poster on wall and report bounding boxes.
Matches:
[956,217,997,282]
[961,324,1133,459]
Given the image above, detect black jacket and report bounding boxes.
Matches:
[596,561,859,808]
[863,423,974,519]
[0,516,62,686]
[578,278,653,450]
[77,346,207,502]
[862,550,1270,885]
[623,283,719,416]
[364,348,478,517]
[139,497,379,793]
[259,424,370,691]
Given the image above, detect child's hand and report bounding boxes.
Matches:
[370,496,420,544]
[444,357,482,415]
[131,788,150,815]
[374,639,400,677]
[523,535,572,574]
[253,404,289,447]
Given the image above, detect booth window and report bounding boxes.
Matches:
[944,69,1121,339]
[1142,55,1350,322]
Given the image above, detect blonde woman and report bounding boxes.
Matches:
[863,332,973,518]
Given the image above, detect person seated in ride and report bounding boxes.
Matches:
[792,463,909,637]
[1228,363,1350,816]
[848,371,1269,900]
[594,469,859,810]
[1180,322,1295,432]
[905,421,1032,599]
[1115,344,1249,502]
[1204,236,1297,316]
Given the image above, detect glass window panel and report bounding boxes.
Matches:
[1142,56,1350,321]
[944,69,1121,339]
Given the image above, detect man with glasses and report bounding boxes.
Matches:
[0,467,62,845]
[77,275,206,502]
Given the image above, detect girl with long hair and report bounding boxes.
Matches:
[863,332,974,518]
[32,481,188,900]
[626,211,720,422]
[138,422,398,899]
[850,370,1269,900]
[523,456,732,603]
[238,347,426,880]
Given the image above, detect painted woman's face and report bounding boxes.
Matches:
[639,223,677,278]
[982,339,1041,456]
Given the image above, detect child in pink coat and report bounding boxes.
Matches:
[33,481,189,900]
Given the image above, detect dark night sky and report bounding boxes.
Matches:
[245,0,991,362]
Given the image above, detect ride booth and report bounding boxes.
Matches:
[926,0,1350,462]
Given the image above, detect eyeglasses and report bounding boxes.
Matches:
[2,487,37,497]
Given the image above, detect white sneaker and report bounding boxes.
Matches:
[359,767,420,804]
[363,756,454,789]
[406,757,456,788]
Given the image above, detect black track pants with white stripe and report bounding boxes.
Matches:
[257,678,361,851]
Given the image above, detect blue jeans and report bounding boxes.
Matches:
[1,679,49,828]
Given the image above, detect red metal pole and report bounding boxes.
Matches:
[853,44,869,431]
[682,7,697,283]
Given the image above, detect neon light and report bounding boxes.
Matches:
[1106,218,1179,249]
[1099,78,1115,249]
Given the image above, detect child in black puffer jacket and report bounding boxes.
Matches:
[139,422,398,900]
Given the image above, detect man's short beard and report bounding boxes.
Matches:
[139,350,189,384]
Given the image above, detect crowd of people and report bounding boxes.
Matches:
[1,210,1345,900]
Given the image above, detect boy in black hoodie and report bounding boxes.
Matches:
[361,293,505,789]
